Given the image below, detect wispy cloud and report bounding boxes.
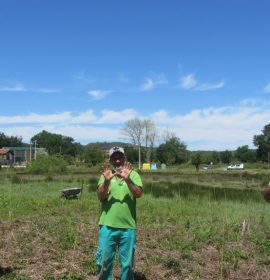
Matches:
[0,109,135,125]
[88,89,110,100]
[263,83,270,93]
[0,83,27,92]
[37,88,61,93]
[195,81,225,91]
[180,73,225,91]
[0,84,62,93]
[140,74,168,91]
[180,74,197,89]
[0,111,98,125]
[72,70,96,84]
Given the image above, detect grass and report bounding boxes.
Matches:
[1,172,270,279]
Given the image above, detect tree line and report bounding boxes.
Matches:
[1,120,270,167]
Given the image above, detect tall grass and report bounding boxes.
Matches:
[1,176,270,279]
[142,181,263,202]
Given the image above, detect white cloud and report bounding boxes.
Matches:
[2,125,121,145]
[180,73,225,91]
[0,103,269,150]
[53,125,120,143]
[0,109,138,144]
[180,74,197,89]
[88,90,109,100]
[0,112,72,124]
[140,74,168,91]
[150,105,270,150]
[70,110,97,123]
[0,83,27,92]
[263,83,270,93]
[141,78,154,91]
[0,109,136,125]
[195,81,225,91]
[98,109,137,124]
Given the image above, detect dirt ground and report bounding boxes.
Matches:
[1,219,270,280]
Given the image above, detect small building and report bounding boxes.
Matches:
[0,149,14,166]
[2,146,36,164]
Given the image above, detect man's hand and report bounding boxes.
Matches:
[118,161,132,180]
[101,162,114,181]
[97,162,115,201]
[118,161,142,198]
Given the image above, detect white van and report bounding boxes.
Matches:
[227,163,244,170]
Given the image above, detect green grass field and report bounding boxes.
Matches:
[1,171,270,279]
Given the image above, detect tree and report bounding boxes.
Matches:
[162,129,176,142]
[121,118,158,167]
[124,146,139,163]
[211,151,220,164]
[0,132,23,147]
[31,130,82,157]
[121,119,144,169]
[82,144,105,166]
[254,123,270,162]
[235,145,256,163]
[220,150,233,164]
[191,153,202,172]
[143,119,158,162]
[156,136,188,165]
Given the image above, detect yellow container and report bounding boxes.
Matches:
[142,163,151,170]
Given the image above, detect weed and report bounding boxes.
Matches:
[83,258,99,275]
[11,175,21,184]
[87,177,98,192]
[45,175,54,181]
[163,258,182,273]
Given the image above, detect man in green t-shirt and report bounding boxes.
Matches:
[96,146,143,280]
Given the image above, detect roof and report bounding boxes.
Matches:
[2,146,31,151]
[0,149,12,155]
[3,146,46,152]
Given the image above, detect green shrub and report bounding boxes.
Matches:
[27,155,67,174]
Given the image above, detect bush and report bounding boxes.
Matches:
[27,155,67,174]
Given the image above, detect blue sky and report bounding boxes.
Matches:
[0,0,270,150]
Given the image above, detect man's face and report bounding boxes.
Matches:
[110,152,125,169]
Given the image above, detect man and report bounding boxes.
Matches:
[96,146,143,280]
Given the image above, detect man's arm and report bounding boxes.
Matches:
[97,179,111,201]
[125,177,143,198]
[121,161,143,198]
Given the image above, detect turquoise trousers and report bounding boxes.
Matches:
[96,225,136,280]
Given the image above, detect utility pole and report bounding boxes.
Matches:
[264,136,269,170]
[267,152,270,171]
[34,140,37,160]
[138,144,141,170]
[30,143,32,161]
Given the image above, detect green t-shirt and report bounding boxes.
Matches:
[98,170,143,229]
